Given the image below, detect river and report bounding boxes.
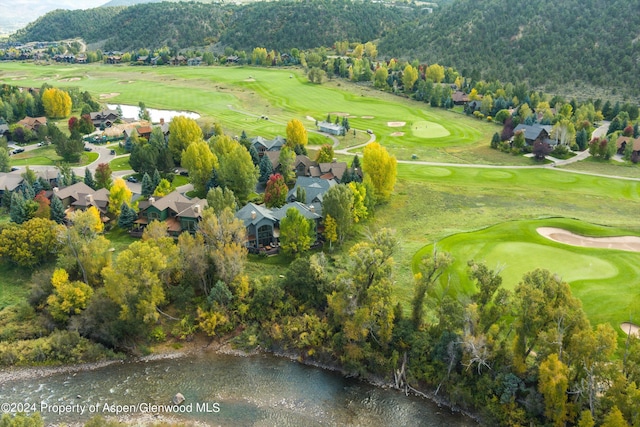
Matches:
[0,351,476,426]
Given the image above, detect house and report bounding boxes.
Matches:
[318,121,345,136]
[51,182,110,221]
[235,201,322,253]
[235,202,278,251]
[90,109,120,128]
[252,136,286,156]
[512,124,554,146]
[136,125,153,140]
[616,136,640,157]
[170,55,187,66]
[0,172,25,202]
[0,122,9,138]
[293,155,349,182]
[451,91,470,105]
[106,56,121,64]
[134,191,207,237]
[187,57,202,66]
[226,56,239,64]
[17,116,47,132]
[286,176,336,213]
[318,160,348,181]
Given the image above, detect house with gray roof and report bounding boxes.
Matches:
[135,191,207,236]
[318,121,345,136]
[513,124,554,146]
[51,182,111,221]
[235,202,279,251]
[286,176,336,206]
[252,136,286,156]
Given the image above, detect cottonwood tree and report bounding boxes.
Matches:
[108,178,132,218]
[411,249,453,329]
[402,64,418,93]
[0,218,61,267]
[538,353,570,427]
[322,184,354,244]
[285,118,308,151]
[362,142,397,202]
[315,144,334,163]
[279,207,314,257]
[169,116,203,164]
[210,135,258,204]
[47,268,93,323]
[41,87,72,118]
[182,140,218,196]
[206,186,237,213]
[264,173,288,208]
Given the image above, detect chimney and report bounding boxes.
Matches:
[251,210,256,220]
[309,205,315,213]
[85,194,93,204]
[193,204,201,214]
[160,118,164,125]
[149,197,155,204]
[53,187,59,192]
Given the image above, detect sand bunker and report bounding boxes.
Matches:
[100,92,120,99]
[244,78,256,82]
[306,116,316,121]
[361,116,374,119]
[59,77,81,82]
[537,227,640,252]
[390,132,405,137]
[621,322,639,337]
[387,121,406,127]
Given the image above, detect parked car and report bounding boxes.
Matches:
[84,146,92,152]
[366,129,373,135]
[110,149,116,155]
[12,147,24,154]
[10,167,20,172]
[126,176,138,183]
[179,171,189,176]
[37,141,45,147]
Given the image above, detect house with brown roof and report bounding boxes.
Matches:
[134,191,207,237]
[17,116,47,132]
[51,182,111,221]
[616,136,640,160]
[136,125,153,140]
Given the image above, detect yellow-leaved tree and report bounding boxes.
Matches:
[41,88,72,118]
[168,116,204,164]
[47,268,94,322]
[362,142,397,202]
[285,118,308,150]
[108,178,133,217]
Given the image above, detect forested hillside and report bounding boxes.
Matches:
[378,0,640,94]
[10,0,640,94]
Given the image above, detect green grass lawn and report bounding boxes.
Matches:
[412,218,640,329]
[10,146,99,167]
[0,264,32,310]
[109,155,132,171]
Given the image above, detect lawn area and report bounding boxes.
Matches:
[109,155,132,171]
[0,264,32,310]
[0,62,503,164]
[9,146,98,167]
[558,156,640,178]
[411,218,640,329]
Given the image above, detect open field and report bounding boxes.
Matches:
[0,62,500,163]
[411,218,640,328]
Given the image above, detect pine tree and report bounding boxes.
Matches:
[259,154,273,184]
[152,169,161,188]
[10,192,28,224]
[84,168,96,190]
[50,195,65,224]
[1,187,11,212]
[118,202,137,229]
[141,173,154,198]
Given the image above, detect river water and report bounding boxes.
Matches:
[0,352,476,426]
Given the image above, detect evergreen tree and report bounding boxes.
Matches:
[84,168,96,190]
[10,192,28,224]
[491,132,501,149]
[22,182,35,200]
[118,202,137,229]
[141,173,154,198]
[1,187,11,211]
[152,169,161,188]
[248,144,260,166]
[259,155,273,184]
[351,154,361,170]
[50,194,65,224]
[296,186,306,203]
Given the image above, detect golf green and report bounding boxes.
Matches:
[413,218,640,329]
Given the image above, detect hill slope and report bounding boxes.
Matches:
[378,0,640,93]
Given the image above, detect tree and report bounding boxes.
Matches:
[412,249,453,329]
[94,163,112,189]
[141,172,154,198]
[50,194,65,223]
[258,154,273,185]
[307,67,326,84]
[279,207,314,257]
[103,240,170,325]
[551,118,576,146]
[153,178,172,197]
[10,191,37,224]
[538,353,569,427]
[118,202,138,230]
[322,184,354,244]
[426,63,445,83]
[362,142,397,202]
[55,131,84,162]
[402,64,418,93]
[490,132,501,149]
[182,139,218,196]
[315,144,334,163]
[211,135,258,204]
[47,268,93,323]
[575,128,589,151]
[108,178,132,217]
[512,130,526,150]
[373,66,389,89]
[285,118,308,150]
[348,181,368,223]
[41,87,72,118]
[169,116,203,164]
[323,214,338,250]
[0,218,61,267]
[34,190,50,219]
[0,147,9,173]
[533,141,552,161]
[83,168,96,190]
[206,186,237,213]
[264,173,288,208]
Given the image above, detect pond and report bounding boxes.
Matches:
[0,351,477,426]
[106,104,200,123]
